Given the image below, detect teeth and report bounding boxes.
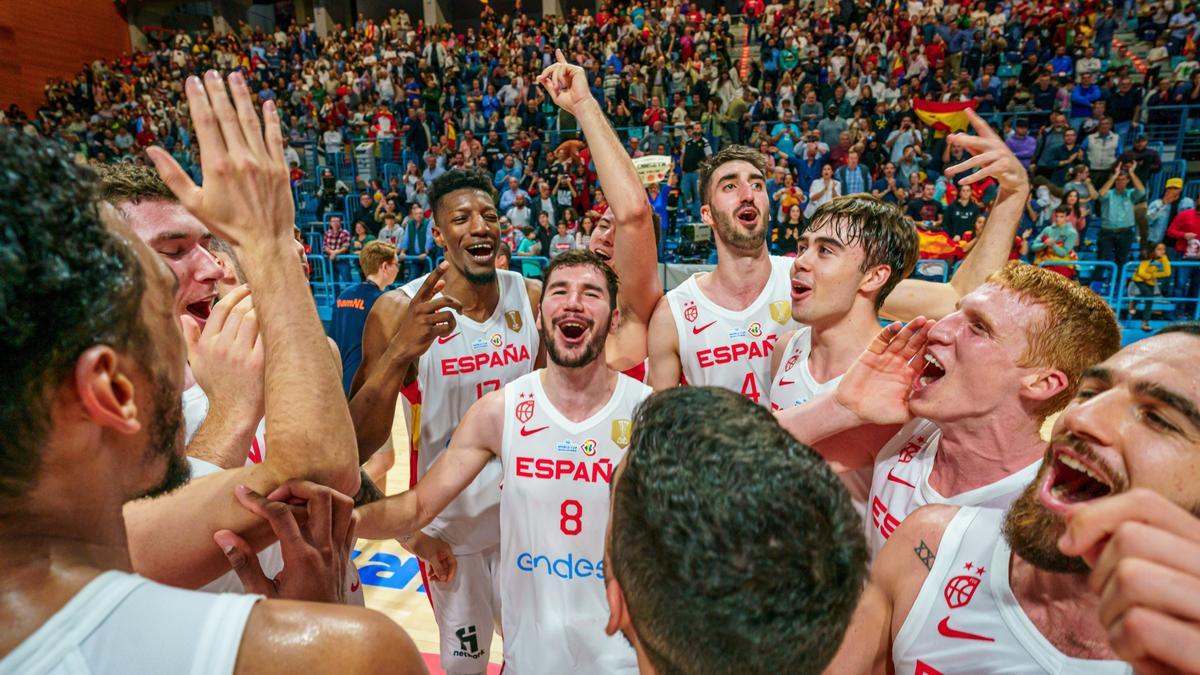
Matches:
[1059,455,1106,485]
[924,354,943,370]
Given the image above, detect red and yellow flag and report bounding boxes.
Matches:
[913,98,978,134]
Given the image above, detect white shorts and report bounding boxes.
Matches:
[428,545,502,674]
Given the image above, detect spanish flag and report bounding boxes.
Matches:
[913,99,978,135]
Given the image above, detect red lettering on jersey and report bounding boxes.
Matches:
[695,336,779,368]
[915,660,944,675]
[513,457,615,484]
[871,496,901,541]
[247,436,263,464]
[440,344,532,375]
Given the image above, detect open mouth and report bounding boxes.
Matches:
[464,241,496,264]
[791,279,813,303]
[185,296,216,325]
[1040,449,1114,511]
[735,205,759,227]
[593,247,612,262]
[556,317,590,344]
[913,353,946,391]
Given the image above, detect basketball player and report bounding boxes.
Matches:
[825,324,1200,672]
[0,77,419,671]
[537,52,662,379]
[647,109,1031,404]
[357,250,650,673]
[350,168,543,674]
[767,122,1033,508]
[777,262,1121,558]
[604,386,867,674]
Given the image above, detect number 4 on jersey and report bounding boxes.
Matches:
[740,373,761,403]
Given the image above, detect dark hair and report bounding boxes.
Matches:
[0,129,148,500]
[804,195,920,310]
[429,168,498,217]
[542,249,619,311]
[610,387,867,675]
[96,162,177,205]
[698,144,766,207]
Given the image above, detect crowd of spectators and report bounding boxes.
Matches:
[4,0,1199,313]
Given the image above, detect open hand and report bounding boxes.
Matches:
[944,108,1029,193]
[833,318,934,426]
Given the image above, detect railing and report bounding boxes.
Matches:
[1037,260,1121,302]
[981,105,1199,162]
[1114,260,1200,321]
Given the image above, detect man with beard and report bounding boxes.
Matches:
[824,325,1200,672]
[0,78,418,671]
[648,109,1032,405]
[350,168,544,675]
[357,250,650,673]
[538,52,663,382]
[777,262,1121,558]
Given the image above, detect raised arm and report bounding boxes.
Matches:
[881,109,1029,322]
[538,51,662,323]
[355,388,504,540]
[128,71,361,587]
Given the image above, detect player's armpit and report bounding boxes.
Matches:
[348,290,415,462]
[768,329,796,381]
[235,601,426,674]
[646,294,682,391]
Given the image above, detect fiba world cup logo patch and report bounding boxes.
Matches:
[515,393,535,423]
[944,562,985,609]
[490,333,504,347]
[683,300,698,323]
[747,322,763,337]
[580,439,598,457]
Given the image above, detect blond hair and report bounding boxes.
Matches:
[96,162,176,205]
[990,261,1121,419]
[359,240,397,276]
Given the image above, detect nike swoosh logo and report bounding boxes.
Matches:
[519,425,549,436]
[436,332,460,344]
[691,321,717,335]
[886,467,916,488]
[777,379,794,386]
[936,616,994,642]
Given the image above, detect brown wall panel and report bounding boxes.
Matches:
[0,0,131,115]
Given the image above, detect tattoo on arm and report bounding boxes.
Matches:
[914,541,935,571]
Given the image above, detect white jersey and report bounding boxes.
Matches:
[182,384,267,465]
[498,371,650,674]
[894,507,1132,674]
[666,255,798,406]
[0,570,258,675]
[767,327,871,518]
[866,419,1042,559]
[767,327,841,411]
[401,269,539,554]
[187,458,365,605]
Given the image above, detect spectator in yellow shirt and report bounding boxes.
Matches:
[1130,242,1172,331]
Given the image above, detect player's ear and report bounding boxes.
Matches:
[605,577,634,638]
[74,345,142,435]
[1021,367,1069,407]
[859,264,892,295]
